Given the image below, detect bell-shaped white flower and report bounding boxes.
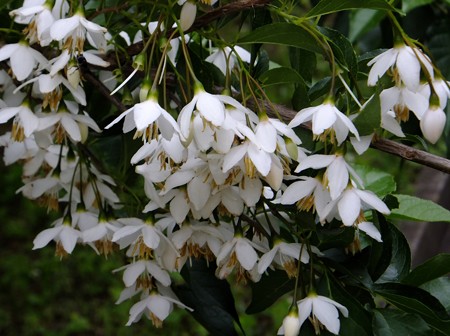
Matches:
[205,46,251,75]
[380,85,428,121]
[33,217,81,254]
[419,78,450,110]
[420,104,447,144]
[278,308,301,336]
[367,44,433,91]
[289,101,359,145]
[0,40,47,81]
[50,9,107,52]
[295,154,363,200]
[297,292,348,335]
[0,102,40,140]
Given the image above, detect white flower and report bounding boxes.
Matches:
[33,217,81,254]
[0,102,40,139]
[117,259,171,288]
[419,79,450,110]
[216,235,259,274]
[321,185,390,230]
[10,1,55,45]
[0,41,47,81]
[297,293,348,335]
[380,85,428,121]
[255,115,301,153]
[126,290,191,327]
[50,10,107,52]
[105,96,179,140]
[275,176,330,218]
[258,241,309,277]
[205,46,251,75]
[420,105,447,144]
[289,102,359,145]
[295,154,363,200]
[278,310,301,336]
[179,0,197,31]
[367,44,433,91]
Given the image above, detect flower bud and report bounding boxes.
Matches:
[420,104,446,144]
[180,1,197,31]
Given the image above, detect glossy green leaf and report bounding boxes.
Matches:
[289,47,316,84]
[373,309,432,336]
[319,27,358,77]
[369,215,411,283]
[175,259,243,336]
[373,283,450,335]
[246,270,295,314]
[402,0,434,13]
[305,0,400,19]
[403,254,450,286]
[421,277,450,314]
[389,194,450,222]
[353,92,382,136]
[354,165,397,198]
[238,23,323,54]
[349,9,386,42]
[259,67,306,86]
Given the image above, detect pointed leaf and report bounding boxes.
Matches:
[403,254,450,286]
[305,0,400,19]
[389,194,450,222]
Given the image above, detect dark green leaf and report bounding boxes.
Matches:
[354,165,397,198]
[238,23,323,54]
[353,92,382,136]
[259,67,306,86]
[402,0,434,13]
[316,226,355,250]
[291,81,311,111]
[349,9,387,42]
[421,277,450,314]
[373,283,450,335]
[373,309,432,336]
[369,215,411,283]
[289,47,316,83]
[305,0,400,19]
[403,254,450,286]
[318,27,358,77]
[308,76,332,102]
[246,270,295,314]
[175,259,243,336]
[389,194,450,222]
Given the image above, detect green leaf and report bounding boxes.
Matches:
[349,9,386,42]
[369,215,411,283]
[373,309,432,336]
[238,23,323,54]
[175,259,243,336]
[259,67,306,86]
[354,165,397,198]
[403,254,450,286]
[289,47,316,84]
[315,226,356,250]
[421,277,450,314]
[246,270,295,314]
[402,0,434,13]
[318,27,358,77]
[305,0,400,19]
[373,283,450,335]
[353,92,382,136]
[389,194,450,222]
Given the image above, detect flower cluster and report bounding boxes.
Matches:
[0,1,448,335]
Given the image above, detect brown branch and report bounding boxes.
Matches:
[88,2,130,20]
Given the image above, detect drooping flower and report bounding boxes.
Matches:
[420,104,447,144]
[297,292,348,335]
[289,101,359,145]
[367,44,433,91]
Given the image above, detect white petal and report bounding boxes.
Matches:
[257,248,278,274]
[146,261,171,286]
[338,190,361,226]
[142,226,161,249]
[148,295,171,321]
[255,120,277,153]
[295,154,334,173]
[397,47,421,91]
[312,299,340,335]
[359,221,382,242]
[367,48,397,86]
[327,156,349,200]
[297,298,313,328]
[61,114,82,141]
[32,226,62,249]
[170,191,190,223]
[10,46,35,80]
[235,239,258,270]
[60,226,79,253]
[123,261,146,287]
[355,189,390,214]
[196,92,225,126]
[187,175,211,211]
